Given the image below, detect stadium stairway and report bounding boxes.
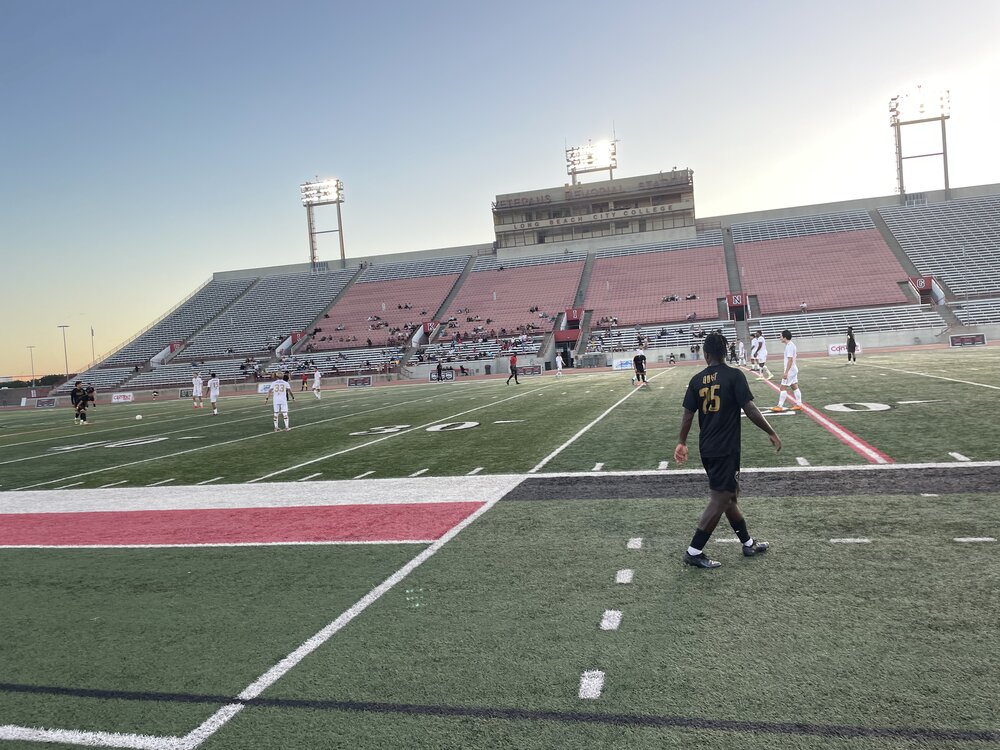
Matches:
[291,264,366,356]
[869,210,922,276]
[432,255,478,324]
[722,226,743,292]
[573,253,597,308]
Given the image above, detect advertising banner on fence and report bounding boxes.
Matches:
[827,343,862,356]
[613,359,634,370]
[257,383,274,394]
[35,398,56,408]
[348,376,373,388]
[111,392,134,404]
[430,370,455,382]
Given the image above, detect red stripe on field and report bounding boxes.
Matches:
[755,378,894,464]
[0,502,484,547]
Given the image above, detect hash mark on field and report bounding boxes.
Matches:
[466,467,483,475]
[297,473,323,482]
[953,537,996,543]
[196,476,223,485]
[714,537,740,543]
[591,462,604,472]
[830,538,871,544]
[409,468,429,477]
[949,452,971,462]
[353,470,375,479]
[796,457,810,466]
[920,493,939,497]
[54,482,84,490]
[657,460,669,470]
[98,480,128,488]
[600,610,622,631]
[578,670,605,699]
[627,537,643,549]
[147,478,176,487]
[615,569,634,584]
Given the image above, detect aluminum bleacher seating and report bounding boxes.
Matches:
[753,305,944,340]
[732,212,910,315]
[50,366,138,395]
[879,194,1000,298]
[357,255,469,282]
[950,297,1000,326]
[584,245,728,325]
[103,277,256,365]
[420,336,541,363]
[124,359,250,390]
[586,320,736,355]
[181,268,357,359]
[265,347,404,375]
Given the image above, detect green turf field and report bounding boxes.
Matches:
[1,348,999,749]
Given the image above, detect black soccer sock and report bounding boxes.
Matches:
[730,518,751,544]
[688,528,712,554]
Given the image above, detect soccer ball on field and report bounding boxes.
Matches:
[135,415,143,420]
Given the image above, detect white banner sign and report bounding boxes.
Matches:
[827,343,862,356]
[111,392,134,404]
[257,383,274,394]
[613,359,633,370]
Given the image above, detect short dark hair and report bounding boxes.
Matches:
[781,329,793,340]
[210,372,216,378]
[704,332,728,361]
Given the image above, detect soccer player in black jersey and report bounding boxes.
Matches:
[632,349,647,386]
[674,332,782,568]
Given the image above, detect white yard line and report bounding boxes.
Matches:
[147,478,175,487]
[615,569,634,584]
[657,460,669,470]
[98,480,129,489]
[864,363,1000,391]
[247,383,554,483]
[953,537,996,543]
[796,457,810,466]
[353,470,375,479]
[591,462,604,472]
[626,537,643,549]
[296,473,323,482]
[0,725,174,750]
[830,538,871,544]
[529,369,672,473]
[408,468,429,477]
[196,477,223,485]
[948,452,971,462]
[578,670,606,699]
[53,481,84,490]
[466,467,483,475]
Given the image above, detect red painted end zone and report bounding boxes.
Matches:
[0,502,484,547]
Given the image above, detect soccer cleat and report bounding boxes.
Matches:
[683,552,722,569]
[743,541,770,557]
[770,406,787,412]
[790,405,803,411]
[284,427,290,432]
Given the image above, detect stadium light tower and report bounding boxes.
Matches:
[565,138,619,185]
[889,85,951,202]
[300,177,346,268]
[27,345,36,387]
[57,325,70,380]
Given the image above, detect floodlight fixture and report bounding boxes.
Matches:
[57,325,70,380]
[299,177,346,267]
[566,138,619,184]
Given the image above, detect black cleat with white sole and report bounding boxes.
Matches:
[742,541,770,557]
[683,552,722,569]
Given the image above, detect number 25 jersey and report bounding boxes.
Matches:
[682,363,755,457]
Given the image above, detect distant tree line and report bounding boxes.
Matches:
[1,374,70,388]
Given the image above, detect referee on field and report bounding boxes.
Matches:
[674,332,781,568]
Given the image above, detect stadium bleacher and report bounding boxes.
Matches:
[181,268,358,358]
[732,212,910,315]
[753,304,945,340]
[265,347,404,375]
[950,297,1000,326]
[879,194,1000,298]
[587,320,737,355]
[50,366,138,395]
[584,245,728,325]
[124,359,250,390]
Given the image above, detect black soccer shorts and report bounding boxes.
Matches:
[701,453,741,493]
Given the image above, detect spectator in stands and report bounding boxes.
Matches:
[799,301,808,314]
[686,312,697,323]
[686,294,699,300]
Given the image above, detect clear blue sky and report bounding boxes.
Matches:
[2,0,997,377]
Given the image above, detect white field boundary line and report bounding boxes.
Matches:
[0,387,452,468]
[529,369,674,473]
[246,381,559,483]
[529,459,1000,478]
[9,390,462,491]
[863,363,1000,391]
[755,379,892,464]
[0,540,435,550]
[0,493,508,749]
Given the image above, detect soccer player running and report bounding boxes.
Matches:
[674,332,781,568]
[632,348,647,386]
[191,372,204,409]
[207,372,221,415]
[312,368,323,399]
[771,329,803,412]
[70,381,88,425]
[264,371,294,431]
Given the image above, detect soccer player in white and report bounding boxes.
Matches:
[555,353,564,377]
[772,329,803,412]
[312,368,323,399]
[191,373,204,409]
[264,371,293,431]
[736,339,746,366]
[207,372,221,415]
[751,331,772,380]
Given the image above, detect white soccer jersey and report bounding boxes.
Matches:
[754,336,768,360]
[192,376,203,394]
[270,379,290,404]
[313,371,322,388]
[783,340,798,372]
[737,341,745,357]
[207,377,220,397]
